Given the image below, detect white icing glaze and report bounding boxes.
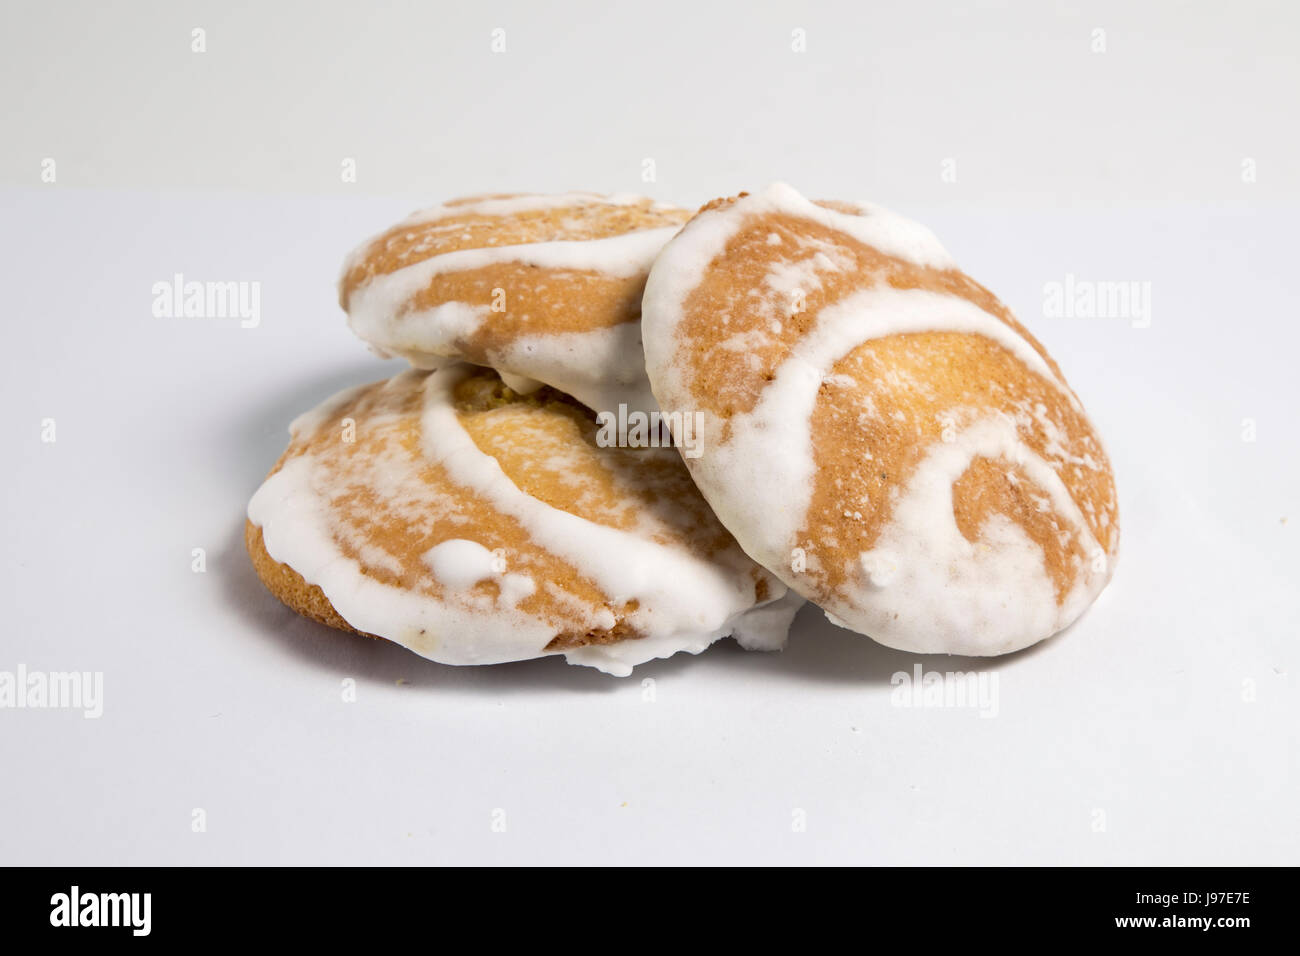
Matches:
[346,227,677,361]
[343,194,685,414]
[830,416,1105,655]
[496,371,543,395]
[390,192,675,229]
[490,322,658,414]
[422,538,536,607]
[248,366,792,675]
[415,369,763,617]
[641,183,1116,656]
[730,590,806,651]
[647,183,990,406]
[688,284,1083,559]
[338,192,676,294]
[366,322,656,414]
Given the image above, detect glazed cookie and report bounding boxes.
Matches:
[246,365,800,675]
[339,192,691,413]
[641,183,1118,656]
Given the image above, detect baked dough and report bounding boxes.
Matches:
[641,183,1118,656]
[246,364,799,674]
[339,193,690,413]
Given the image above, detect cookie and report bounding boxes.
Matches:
[246,364,799,675]
[339,192,690,414]
[641,183,1118,656]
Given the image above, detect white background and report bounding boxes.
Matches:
[1,1,1296,865]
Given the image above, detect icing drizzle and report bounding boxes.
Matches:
[248,366,800,674]
[341,194,687,413]
[641,183,1117,655]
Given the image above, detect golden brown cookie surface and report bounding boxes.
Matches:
[339,193,690,413]
[246,365,797,674]
[642,184,1118,655]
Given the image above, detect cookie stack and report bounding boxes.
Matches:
[246,186,1118,675]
